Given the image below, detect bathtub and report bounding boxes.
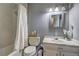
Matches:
[8,50,21,56]
[0,44,14,56]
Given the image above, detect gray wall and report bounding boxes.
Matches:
[28,4,50,41]
[65,12,69,30]
[69,4,79,40]
[0,4,17,55]
[28,4,68,41]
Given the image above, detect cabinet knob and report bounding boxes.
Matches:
[63,54,64,56]
[56,53,58,56]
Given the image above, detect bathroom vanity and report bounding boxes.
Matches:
[43,36,79,56]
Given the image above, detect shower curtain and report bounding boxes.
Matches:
[14,4,28,52]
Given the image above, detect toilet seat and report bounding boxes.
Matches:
[24,46,36,56]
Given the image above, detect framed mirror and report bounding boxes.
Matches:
[49,14,65,29]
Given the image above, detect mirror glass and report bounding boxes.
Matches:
[49,14,63,29]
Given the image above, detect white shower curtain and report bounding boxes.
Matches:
[14,4,28,51]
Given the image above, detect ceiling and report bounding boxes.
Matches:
[28,3,73,13]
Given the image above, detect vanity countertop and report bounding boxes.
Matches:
[43,36,79,47]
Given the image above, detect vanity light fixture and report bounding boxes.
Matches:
[48,6,66,12]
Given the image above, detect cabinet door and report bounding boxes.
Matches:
[43,43,58,51]
[43,43,58,56]
[59,45,79,56]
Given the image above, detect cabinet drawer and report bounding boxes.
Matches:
[43,43,58,51]
[61,52,78,56]
[60,45,79,53]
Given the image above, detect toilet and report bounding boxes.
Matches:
[24,37,40,56]
[24,46,36,56]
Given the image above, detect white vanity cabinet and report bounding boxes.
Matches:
[43,37,79,56]
[43,43,79,56]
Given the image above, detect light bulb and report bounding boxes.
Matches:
[49,8,53,12]
[55,7,59,11]
[62,7,66,11]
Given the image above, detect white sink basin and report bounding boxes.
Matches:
[44,37,66,44]
[51,39,65,43]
